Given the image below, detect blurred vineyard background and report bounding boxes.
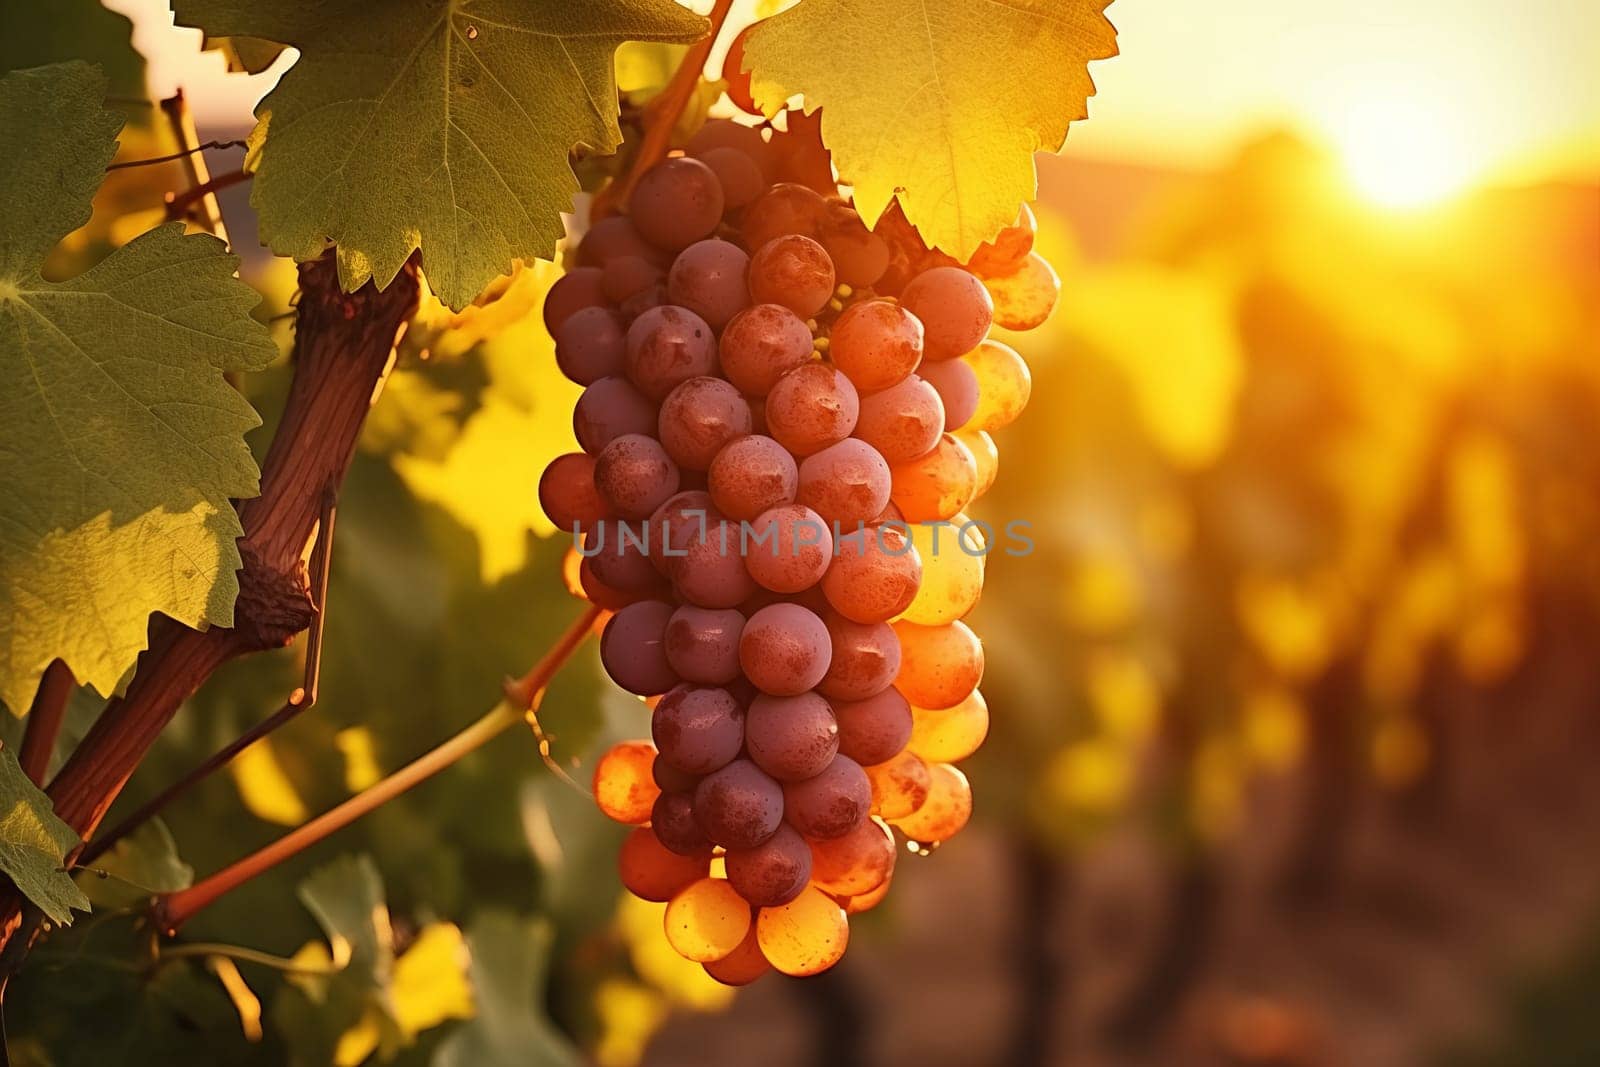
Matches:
[6,1,1600,1066]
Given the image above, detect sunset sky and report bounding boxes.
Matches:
[108,0,1600,199]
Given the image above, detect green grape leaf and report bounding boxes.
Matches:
[0,63,276,714]
[296,853,394,988]
[0,747,90,924]
[171,0,709,310]
[744,0,1118,258]
[0,0,148,109]
[79,818,194,909]
[434,913,580,1067]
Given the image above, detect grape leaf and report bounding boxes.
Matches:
[171,0,709,311]
[744,0,1118,258]
[0,63,276,715]
[78,818,194,909]
[0,0,147,109]
[0,747,90,924]
[434,912,580,1067]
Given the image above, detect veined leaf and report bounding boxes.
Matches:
[171,0,709,310]
[744,0,1118,258]
[0,63,276,714]
[0,747,89,925]
[434,913,580,1067]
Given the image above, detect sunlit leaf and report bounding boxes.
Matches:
[0,63,276,713]
[0,747,89,924]
[171,0,709,309]
[744,0,1117,257]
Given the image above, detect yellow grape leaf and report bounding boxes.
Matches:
[229,737,310,826]
[743,0,1117,258]
[171,0,708,310]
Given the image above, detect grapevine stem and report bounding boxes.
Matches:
[18,661,74,786]
[81,488,340,867]
[602,0,735,215]
[165,169,250,223]
[154,605,601,934]
[105,139,250,171]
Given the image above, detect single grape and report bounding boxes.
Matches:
[600,600,677,695]
[966,202,1036,278]
[832,686,914,765]
[820,205,890,288]
[653,754,702,794]
[982,251,1060,330]
[708,435,798,521]
[796,438,892,527]
[756,885,849,977]
[962,339,1032,432]
[595,434,680,520]
[652,790,712,855]
[917,358,979,431]
[542,266,606,335]
[957,428,998,497]
[667,239,751,329]
[808,816,896,897]
[890,762,972,844]
[853,375,945,464]
[782,755,870,839]
[618,281,669,322]
[899,266,993,360]
[602,255,665,304]
[619,827,709,901]
[742,182,828,250]
[657,377,752,471]
[688,118,776,181]
[693,759,785,849]
[538,452,609,532]
[631,156,725,251]
[901,516,985,625]
[745,691,839,781]
[819,615,901,702]
[578,556,638,610]
[828,299,924,393]
[725,823,812,906]
[703,924,771,985]
[593,740,661,824]
[698,146,766,209]
[748,234,836,318]
[893,620,984,709]
[652,684,745,775]
[840,874,893,915]
[585,521,660,594]
[743,503,833,594]
[739,603,832,696]
[719,304,816,397]
[664,606,745,685]
[864,748,930,819]
[890,432,977,522]
[644,489,716,576]
[573,376,657,456]
[554,305,627,385]
[908,689,989,763]
[820,524,922,624]
[766,363,859,457]
[578,215,667,268]
[625,305,718,401]
[674,519,758,608]
[664,877,751,962]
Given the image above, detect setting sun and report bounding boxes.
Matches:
[1328,91,1480,208]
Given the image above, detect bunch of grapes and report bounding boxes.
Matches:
[538,115,1057,982]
